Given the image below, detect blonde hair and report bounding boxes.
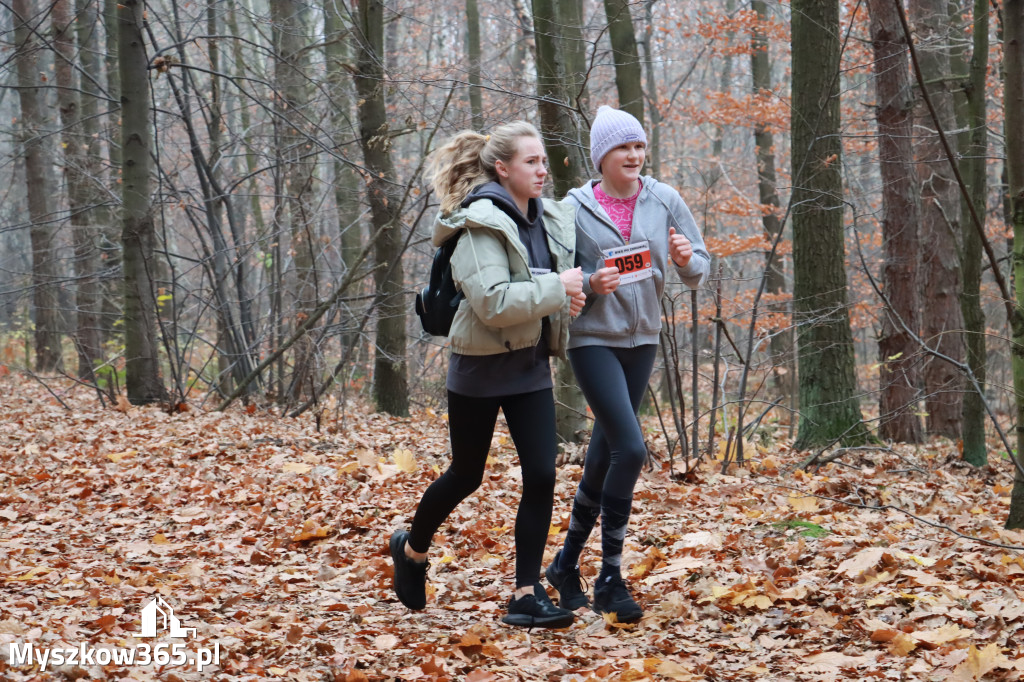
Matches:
[429,121,542,214]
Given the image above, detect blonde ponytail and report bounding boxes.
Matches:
[429,121,542,214]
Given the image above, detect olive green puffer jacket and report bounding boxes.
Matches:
[431,198,577,358]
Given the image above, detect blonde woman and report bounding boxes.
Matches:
[390,121,585,628]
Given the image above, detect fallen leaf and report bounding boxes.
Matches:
[678,531,723,549]
[420,655,446,675]
[836,547,887,578]
[465,671,497,682]
[911,624,972,647]
[787,493,820,512]
[374,633,398,650]
[114,394,132,412]
[644,556,704,586]
[888,632,917,656]
[392,448,417,473]
[948,643,1009,681]
[801,651,876,670]
[293,519,330,542]
[893,550,937,566]
[107,449,137,463]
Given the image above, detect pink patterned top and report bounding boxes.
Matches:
[593,180,642,242]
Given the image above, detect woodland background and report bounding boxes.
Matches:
[1,0,1024,678]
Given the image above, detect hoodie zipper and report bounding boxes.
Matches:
[576,188,644,340]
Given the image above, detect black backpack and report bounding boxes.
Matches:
[415,232,465,336]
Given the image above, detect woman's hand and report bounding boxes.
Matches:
[568,291,586,317]
[589,266,620,295]
[669,227,693,268]
[559,267,584,297]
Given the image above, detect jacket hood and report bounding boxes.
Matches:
[567,175,661,212]
[432,189,574,250]
[431,196,518,248]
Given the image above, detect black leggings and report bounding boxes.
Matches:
[408,388,557,588]
[569,344,658,500]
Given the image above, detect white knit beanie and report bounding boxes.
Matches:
[589,105,647,172]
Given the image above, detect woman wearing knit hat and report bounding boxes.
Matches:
[545,105,710,623]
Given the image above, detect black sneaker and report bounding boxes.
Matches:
[389,530,428,610]
[593,575,642,623]
[545,551,590,610]
[501,583,575,629]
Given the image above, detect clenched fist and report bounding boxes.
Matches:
[559,266,584,297]
[589,266,620,295]
[669,226,693,268]
[568,291,586,317]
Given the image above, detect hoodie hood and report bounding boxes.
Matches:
[462,181,540,229]
[434,182,552,272]
[567,176,662,218]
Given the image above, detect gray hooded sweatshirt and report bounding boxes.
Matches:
[564,176,710,349]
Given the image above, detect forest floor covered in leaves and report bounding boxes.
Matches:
[1,373,1023,681]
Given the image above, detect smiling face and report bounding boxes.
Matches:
[599,141,646,195]
[495,135,548,213]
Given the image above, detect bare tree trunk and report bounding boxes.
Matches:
[466,0,484,130]
[751,0,792,400]
[603,0,644,122]
[791,0,866,448]
[75,0,115,367]
[207,2,233,396]
[511,0,533,90]
[12,0,63,373]
[103,0,121,168]
[271,0,320,400]
[101,0,123,344]
[910,0,964,439]
[532,0,589,442]
[354,0,409,416]
[953,0,990,465]
[226,3,267,242]
[193,3,255,396]
[532,0,591,188]
[641,1,661,179]
[119,0,166,404]
[54,0,103,381]
[706,0,735,190]
[325,1,365,357]
[1004,0,1024,530]
[869,0,923,442]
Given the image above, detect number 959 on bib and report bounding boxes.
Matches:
[602,240,653,285]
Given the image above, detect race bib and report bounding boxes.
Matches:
[603,240,653,284]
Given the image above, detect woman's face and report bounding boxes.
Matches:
[496,136,548,208]
[601,141,646,187]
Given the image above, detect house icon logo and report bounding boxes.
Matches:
[140,597,197,638]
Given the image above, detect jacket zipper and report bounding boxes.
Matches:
[493,210,561,350]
